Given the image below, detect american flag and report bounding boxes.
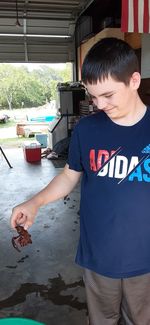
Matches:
[121,0,150,33]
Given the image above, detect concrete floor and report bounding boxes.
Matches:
[0,148,87,324]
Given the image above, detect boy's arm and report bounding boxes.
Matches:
[33,163,82,206]
[10,164,82,229]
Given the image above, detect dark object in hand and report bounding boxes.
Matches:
[12,225,32,252]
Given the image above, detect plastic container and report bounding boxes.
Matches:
[23,141,41,163]
[35,134,47,148]
[0,318,44,325]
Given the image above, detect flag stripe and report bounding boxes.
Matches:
[133,0,138,32]
[128,0,133,32]
[148,0,150,32]
[121,0,129,32]
[138,0,144,32]
[143,0,148,32]
[121,0,150,33]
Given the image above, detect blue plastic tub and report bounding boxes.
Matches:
[35,134,48,148]
[29,116,55,122]
[0,318,44,325]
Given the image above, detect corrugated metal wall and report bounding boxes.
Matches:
[0,0,92,63]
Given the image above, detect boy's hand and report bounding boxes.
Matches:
[10,200,38,230]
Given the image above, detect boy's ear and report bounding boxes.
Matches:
[130,72,141,90]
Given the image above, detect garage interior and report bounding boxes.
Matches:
[0,1,150,324]
[0,0,91,63]
[0,0,121,66]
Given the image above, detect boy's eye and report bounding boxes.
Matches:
[105,94,112,98]
[89,95,95,99]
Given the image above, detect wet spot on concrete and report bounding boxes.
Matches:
[63,196,70,204]
[69,206,75,209]
[64,196,70,201]
[0,274,87,311]
[74,221,78,224]
[5,265,17,269]
[17,255,29,263]
[43,224,50,229]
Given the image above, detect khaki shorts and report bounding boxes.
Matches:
[83,268,150,325]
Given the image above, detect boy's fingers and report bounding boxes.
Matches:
[11,211,25,228]
[24,221,32,230]
[17,213,26,224]
[11,219,18,229]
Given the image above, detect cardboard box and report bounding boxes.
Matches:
[23,141,41,163]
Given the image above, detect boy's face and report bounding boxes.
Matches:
[86,73,140,122]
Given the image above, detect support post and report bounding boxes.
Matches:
[0,147,13,168]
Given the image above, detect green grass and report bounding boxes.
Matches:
[0,136,36,148]
[0,107,49,148]
[0,120,16,128]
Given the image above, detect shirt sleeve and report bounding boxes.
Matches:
[67,124,83,172]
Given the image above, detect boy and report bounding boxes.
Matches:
[11,38,150,324]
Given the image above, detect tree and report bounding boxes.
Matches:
[0,63,73,109]
[0,64,20,110]
[58,63,72,82]
[0,65,46,108]
[32,66,62,102]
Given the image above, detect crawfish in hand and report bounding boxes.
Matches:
[12,225,32,252]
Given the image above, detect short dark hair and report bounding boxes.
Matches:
[81,37,139,86]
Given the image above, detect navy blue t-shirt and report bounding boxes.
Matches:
[67,107,150,278]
